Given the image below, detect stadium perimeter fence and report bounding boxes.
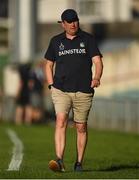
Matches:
[88,97,139,134]
[1,95,139,134]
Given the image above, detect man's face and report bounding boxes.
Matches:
[62,21,79,36]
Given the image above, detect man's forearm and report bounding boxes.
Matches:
[45,61,54,85]
[91,56,103,88]
[93,60,103,80]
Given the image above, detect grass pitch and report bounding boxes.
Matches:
[0,122,139,179]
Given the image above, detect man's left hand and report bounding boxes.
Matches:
[91,79,100,88]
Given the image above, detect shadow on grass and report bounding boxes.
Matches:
[62,163,139,173]
[98,163,139,172]
[63,169,94,173]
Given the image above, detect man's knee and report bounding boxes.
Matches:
[76,123,87,133]
[56,113,67,128]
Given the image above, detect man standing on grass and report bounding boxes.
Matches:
[44,9,103,172]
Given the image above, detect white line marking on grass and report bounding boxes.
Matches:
[7,128,24,171]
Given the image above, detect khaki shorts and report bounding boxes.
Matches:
[51,87,94,123]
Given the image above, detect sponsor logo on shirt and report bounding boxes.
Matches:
[58,42,86,56]
[59,49,86,56]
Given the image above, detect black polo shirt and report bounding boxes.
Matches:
[44,29,102,93]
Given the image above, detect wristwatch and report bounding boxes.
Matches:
[48,84,53,89]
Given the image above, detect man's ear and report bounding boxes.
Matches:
[61,22,65,28]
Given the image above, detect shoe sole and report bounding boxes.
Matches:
[48,160,60,172]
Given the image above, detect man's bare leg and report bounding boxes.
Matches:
[55,113,68,159]
[75,122,88,163]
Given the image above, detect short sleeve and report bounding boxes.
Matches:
[44,38,56,62]
[88,36,103,58]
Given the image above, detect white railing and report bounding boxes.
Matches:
[88,97,139,133]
